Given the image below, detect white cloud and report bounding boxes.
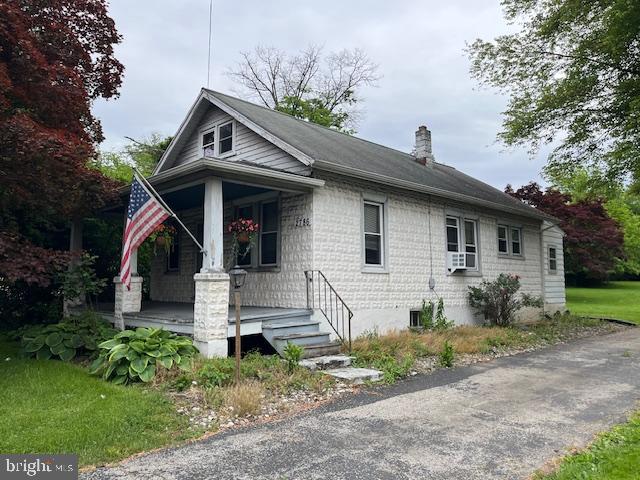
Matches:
[94,0,548,189]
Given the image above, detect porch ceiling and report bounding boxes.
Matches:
[160,182,272,211]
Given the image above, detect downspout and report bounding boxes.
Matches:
[539,222,559,316]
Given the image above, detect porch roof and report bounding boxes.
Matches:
[120,157,324,198]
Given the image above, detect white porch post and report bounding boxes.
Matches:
[194,177,229,357]
[63,218,84,316]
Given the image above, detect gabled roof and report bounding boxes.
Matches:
[156,88,554,222]
[206,90,554,221]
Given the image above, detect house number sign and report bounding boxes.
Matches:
[294,216,311,227]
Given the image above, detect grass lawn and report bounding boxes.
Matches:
[0,336,195,467]
[566,281,640,324]
[536,411,640,480]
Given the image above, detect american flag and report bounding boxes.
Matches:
[120,174,170,289]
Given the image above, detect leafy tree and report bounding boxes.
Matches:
[547,167,640,276]
[0,0,123,289]
[93,133,171,183]
[468,1,640,181]
[227,45,379,132]
[506,182,624,284]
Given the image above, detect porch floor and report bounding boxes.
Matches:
[95,301,311,336]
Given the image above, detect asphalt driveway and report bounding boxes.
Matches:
[83,328,640,480]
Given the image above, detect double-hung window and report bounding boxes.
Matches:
[511,227,522,256]
[497,224,523,257]
[202,129,215,157]
[446,215,478,271]
[201,120,235,157]
[497,225,509,254]
[548,246,557,273]
[233,198,280,268]
[260,201,279,266]
[363,201,384,267]
[218,121,234,155]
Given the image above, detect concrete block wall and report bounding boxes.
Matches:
[150,207,203,303]
[225,192,313,308]
[312,173,545,337]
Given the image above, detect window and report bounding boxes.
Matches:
[167,225,180,272]
[218,121,234,155]
[202,129,215,157]
[549,246,557,272]
[464,220,477,269]
[497,224,524,257]
[363,201,384,266]
[497,225,509,254]
[235,205,254,266]
[446,217,460,253]
[511,227,522,256]
[410,311,421,328]
[446,215,478,271]
[260,201,278,266]
[232,198,280,268]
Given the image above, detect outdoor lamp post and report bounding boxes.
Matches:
[229,265,247,383]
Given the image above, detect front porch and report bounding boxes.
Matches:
[96,302,312,337]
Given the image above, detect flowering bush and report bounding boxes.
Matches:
[468,273,543,326]
[147,223,177,255]
[227,218,259,260]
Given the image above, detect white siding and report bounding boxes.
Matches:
[542,222,566,312]
[311,173,545,337]
[173,106,310,175]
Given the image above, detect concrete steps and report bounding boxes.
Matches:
[260,312,340,357]
[299,354,383,384]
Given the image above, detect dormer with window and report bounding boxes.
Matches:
[200,120,235,158]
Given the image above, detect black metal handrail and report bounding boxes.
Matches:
[304,270,353,352]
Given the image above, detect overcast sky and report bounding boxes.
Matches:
[94,0,550,190]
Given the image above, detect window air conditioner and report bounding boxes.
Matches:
[447,252,466,272]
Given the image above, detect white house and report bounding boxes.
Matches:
[97,89,566,358]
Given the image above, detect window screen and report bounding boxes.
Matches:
[364,202,383,265]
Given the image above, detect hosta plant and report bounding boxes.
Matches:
[90,327,198,384]
[16,313,117,361]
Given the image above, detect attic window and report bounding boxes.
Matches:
[219,121,234,155]
[202,129,215,157]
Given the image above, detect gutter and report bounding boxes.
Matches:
[119,158,325,196]
[314,159,557,223]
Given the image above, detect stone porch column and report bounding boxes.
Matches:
[113,275,143,330]
[194,177,229,357]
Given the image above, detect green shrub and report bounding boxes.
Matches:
[438,340,455,368]
[15,312,116,361]
[89,327,197,384]
[196,358,234,388]
[282,342,304,372]
[468,273,543,326]
[420,299,434,329]
[419,297,452,331]
[433,297,453,330]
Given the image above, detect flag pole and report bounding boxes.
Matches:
[132,167,208,256]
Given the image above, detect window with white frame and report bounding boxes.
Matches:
[497,224,523,257]
[218,121,234,155]
[511,227,522,256]
[260,201,279,266]
[202,129,215,157]
[446,215,478,271]
[233,199,279,268]
[464,220,478,269]
[497,225,509,254]
[363,201,384,266]
[548,246,557,272]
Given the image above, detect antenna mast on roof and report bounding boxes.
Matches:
[206,0,213,88]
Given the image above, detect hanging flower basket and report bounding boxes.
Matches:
[227,218,259,260]
[147,223,177,256]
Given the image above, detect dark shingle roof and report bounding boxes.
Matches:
[206,89,549,221]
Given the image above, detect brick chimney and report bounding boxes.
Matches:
[414,125,434,166]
